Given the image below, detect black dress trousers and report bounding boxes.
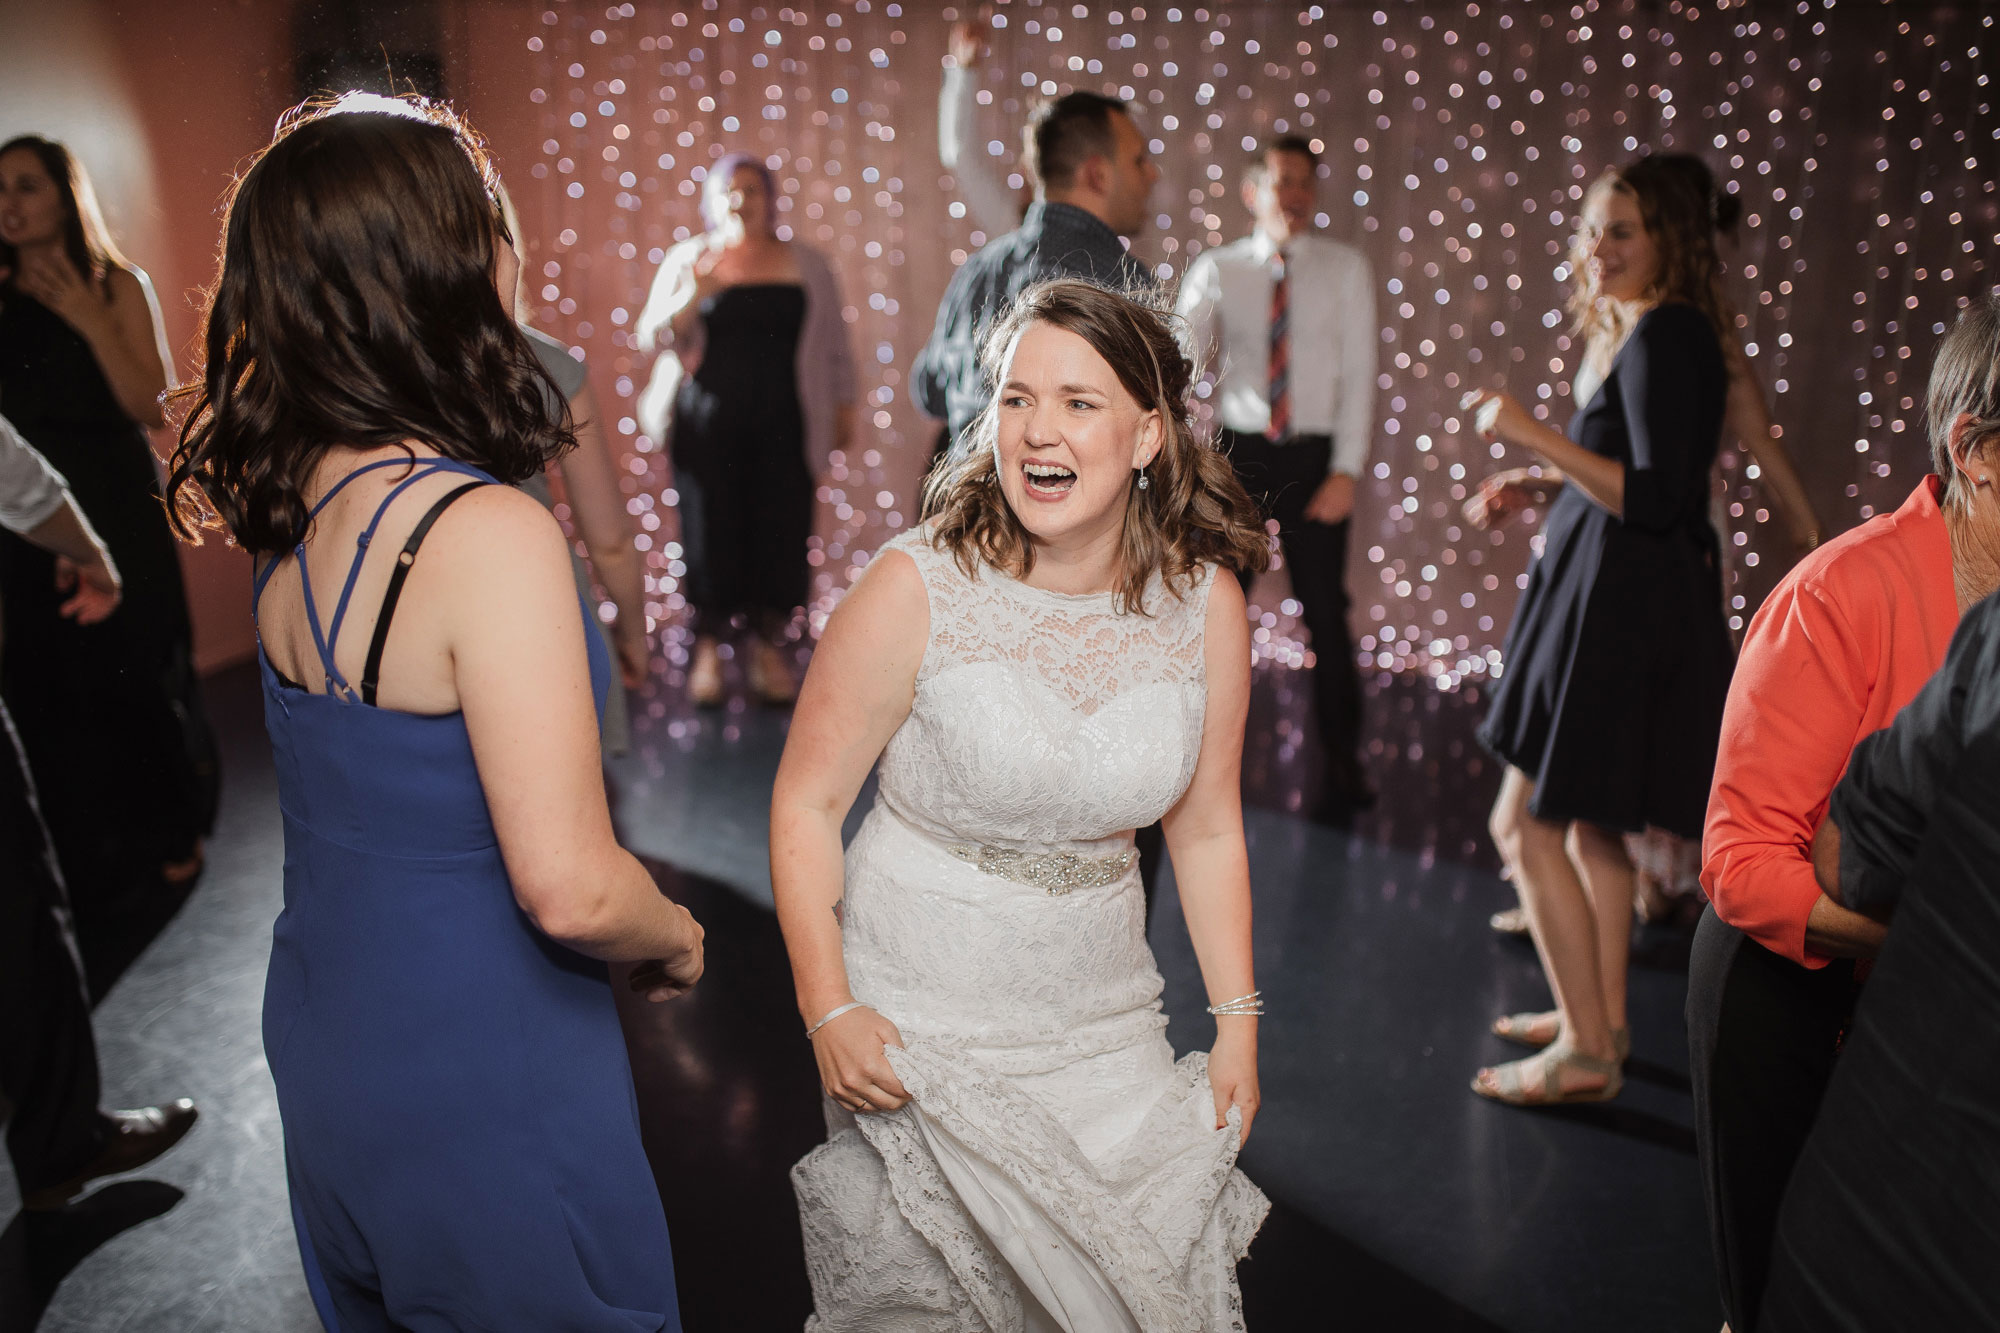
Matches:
[0,700,108,1196]
[1686,904,1857,1332]
[1221,429,1365,792]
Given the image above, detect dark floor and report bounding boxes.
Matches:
[3,651,1717,1332]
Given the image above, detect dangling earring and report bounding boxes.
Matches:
[1136,470,1150,490]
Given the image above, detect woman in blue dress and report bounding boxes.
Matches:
[165,94,703,1331]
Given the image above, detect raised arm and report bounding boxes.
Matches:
[1821,594,2000,918]
[1159,573,1259,1142]
[770,548,928,1112]
[938,45,1019,238]
[439,488,702,996]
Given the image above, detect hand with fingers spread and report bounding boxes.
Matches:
[810,1004,912,1114]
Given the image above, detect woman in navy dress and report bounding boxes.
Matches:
[1458,157,1735,1106]
[165,95,703,1330]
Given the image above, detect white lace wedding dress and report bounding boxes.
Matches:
[791,528,1269,1332]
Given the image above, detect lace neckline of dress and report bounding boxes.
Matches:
[984,560,1165,613]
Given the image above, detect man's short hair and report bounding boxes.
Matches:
[1023,91,1128,193]
[1243,134,1321,187]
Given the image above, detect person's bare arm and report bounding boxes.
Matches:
[440,488,702,994]
[938,19,1020,237]
[770,550,928,1111]
[1723,356,1821,554]
[554,382,649,687]
[1159,574,1260,1142]
[1465,388,1625,516]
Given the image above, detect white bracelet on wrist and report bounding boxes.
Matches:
[1206,990,1264,1017]
[806,1001,867,1040]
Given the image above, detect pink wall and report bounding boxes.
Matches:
[0,2,301,672]
[105,2,296,672]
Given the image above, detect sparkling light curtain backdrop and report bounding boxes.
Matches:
[491,0,1996,731]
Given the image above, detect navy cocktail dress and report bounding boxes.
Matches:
[254,457,679,1331]
[1477,302,1736,839]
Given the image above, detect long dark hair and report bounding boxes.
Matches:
[922,279,1268,613]
[166,94,573,552]
[0,135,130,296]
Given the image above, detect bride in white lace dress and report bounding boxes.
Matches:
[771,280,1273,1330]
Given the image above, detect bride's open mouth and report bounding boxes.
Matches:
[1022,460,1077,499]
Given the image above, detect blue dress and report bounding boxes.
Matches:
[253,458,680,1331]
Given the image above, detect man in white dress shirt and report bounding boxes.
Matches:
[1178,135,1377,823]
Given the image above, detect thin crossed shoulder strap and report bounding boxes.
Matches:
[358,479,485,706]
[254,456,491,702]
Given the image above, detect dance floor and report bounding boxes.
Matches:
[1,654,1716,1331]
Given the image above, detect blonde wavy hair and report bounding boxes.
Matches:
[920,279,1268,614]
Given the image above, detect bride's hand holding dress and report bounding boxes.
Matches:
[770,542,928,1114]
[1158,569,1261,1143]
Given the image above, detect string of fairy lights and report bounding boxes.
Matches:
[520,0,1996,737]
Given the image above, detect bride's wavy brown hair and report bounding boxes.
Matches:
[165,94,573,553]
[921,279,1268,614]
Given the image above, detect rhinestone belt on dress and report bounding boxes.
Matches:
[944,842,1136,895]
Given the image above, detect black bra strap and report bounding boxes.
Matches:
[360,481,487,707]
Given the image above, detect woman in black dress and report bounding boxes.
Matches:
[0,136,217,934]
[1460,157,1735,1105]
[636,154,856,708]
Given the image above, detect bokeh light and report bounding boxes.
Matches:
[516,0,1997,759]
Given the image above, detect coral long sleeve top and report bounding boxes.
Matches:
[1700,475,1958,967]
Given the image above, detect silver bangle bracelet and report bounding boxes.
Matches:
[806,1000,868,1040]
[1206,990,1264,1017]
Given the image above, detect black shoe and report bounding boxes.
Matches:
[22,1100,199,1211]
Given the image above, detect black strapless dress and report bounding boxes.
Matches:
[0,291,218,929]
[671,282,812,630]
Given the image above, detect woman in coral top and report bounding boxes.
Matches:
[1691,295,2000,1333]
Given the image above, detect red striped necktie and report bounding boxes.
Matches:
[1266,250,1290,442]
